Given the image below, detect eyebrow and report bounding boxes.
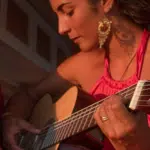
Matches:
[57,2,72,12]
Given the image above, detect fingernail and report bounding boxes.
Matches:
[35,129,41,133]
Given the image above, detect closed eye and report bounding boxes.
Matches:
[65,10,74,16]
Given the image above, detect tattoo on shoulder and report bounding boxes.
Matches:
[112,20,136,56]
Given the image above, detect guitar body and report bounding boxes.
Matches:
[30,94,59,150]
[29,87,103,150]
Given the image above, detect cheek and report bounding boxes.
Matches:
[68,9,100,50]
[81,18,99,46]
[72,12,99,37]
[69,14,87,32]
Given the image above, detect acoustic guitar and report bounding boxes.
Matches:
[18,80,150,150]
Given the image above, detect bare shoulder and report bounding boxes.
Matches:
[28,53,84,98]
[57,52,84,84]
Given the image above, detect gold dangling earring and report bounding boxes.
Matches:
[98,17,112,48]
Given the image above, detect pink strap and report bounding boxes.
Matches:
[104,53,110,77]
[104,29,150,79]
[136,29,150,79]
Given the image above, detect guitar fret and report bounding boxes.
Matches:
[79,115,87,132]
[56,125,65,142]
[40,81,150,150]
[46,129,59,147]
[55,124,64,143]
[76,110,88,133]
[58,120,69,141]
[76,113,85,133]
[42,124,58,148]
[55,122,67,143]
[54,128,59,143]
[69,105,98,135]
[87,106,97,128]
[71,113,83,135]
[88,112,96,129]
[67,109,88,136]
[81,107,93,131]
[64,117,77,139]
[68,119,76,137]
[52,128,59,144]
[63,119,73,139]
[49,128,56,145]
[42,131,52,148]
[58,122,68,141]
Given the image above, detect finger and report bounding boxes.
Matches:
[116,94,130,105]
[104,97,140,143]
[106,99,126,138]
[106,97,124,123]
[4,134,22,150]
[11,145,23,150]
[110,95,134,123]
[20,121,40,134]
[94,103,115,137]
[109,95,139,140]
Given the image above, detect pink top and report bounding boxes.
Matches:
[90,29,150,150]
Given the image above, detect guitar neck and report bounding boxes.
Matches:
[20,80,150,150]
[41,81,139,149]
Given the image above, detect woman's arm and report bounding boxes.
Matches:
[4,71,74,119]
[4,54,79,119]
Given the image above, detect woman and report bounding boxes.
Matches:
[2,0,150,149]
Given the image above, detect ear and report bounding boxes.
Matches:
[101,0,115,13]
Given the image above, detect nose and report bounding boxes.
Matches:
[58,17,70,35]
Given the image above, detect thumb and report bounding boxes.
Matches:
[20,120,40,134]
[115,94,130,105]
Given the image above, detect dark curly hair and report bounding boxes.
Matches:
[88,0,150,28]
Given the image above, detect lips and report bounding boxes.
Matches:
[71,37,80,43]
[71,37,78,40]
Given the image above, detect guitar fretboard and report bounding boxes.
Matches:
[40,83,137,149]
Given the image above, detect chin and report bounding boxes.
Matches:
[78,42,98,52]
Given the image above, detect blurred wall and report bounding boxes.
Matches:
[0,0,74,103]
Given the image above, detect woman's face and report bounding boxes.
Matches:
[50,0,104,51]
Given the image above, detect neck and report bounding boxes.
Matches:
[107,15,143,61]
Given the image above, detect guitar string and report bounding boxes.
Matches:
[25,82,150,147]
[39,86,150,136]
[38,86,150,139]
[39,94,150,148]
[39,99,150,139]
[40,83,137,133]
[40,85,150,134]
[21,81,150,148]
[39,84,136,135]
[22,93,150,149]
[41,82,150,133]
[28,84,137,147]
